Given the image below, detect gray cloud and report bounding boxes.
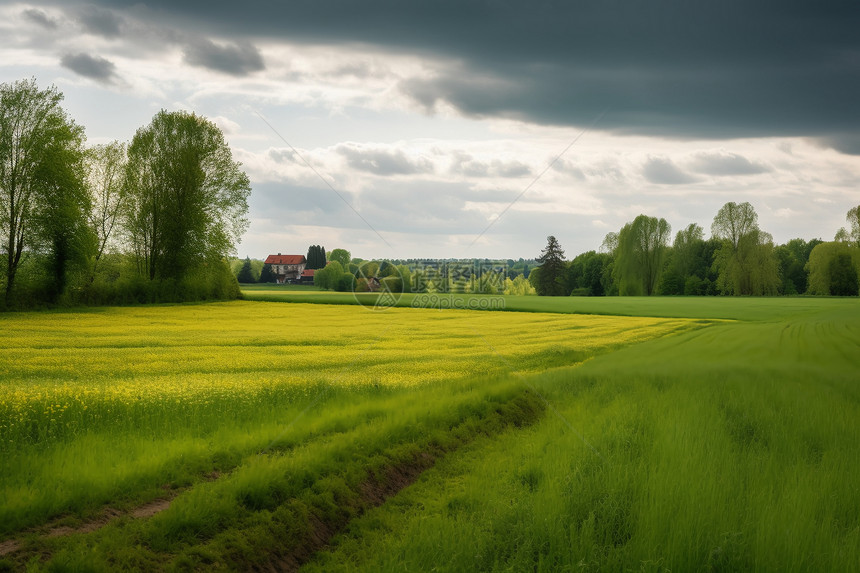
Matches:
[183,38,264,76]
[450,152,532,178]
[268,148,298,164]
[688,152,771,176]
[820,134,860,156]
[358,181,487,233]
[22,8,58,29]
[642,157,699,185]
[552,159,587,181]
[249,177,523,237]
[85,0,859,151]
[252,182,355,219]
[60,52,119,84]
[336,145,435,176]
[78,5,123,37]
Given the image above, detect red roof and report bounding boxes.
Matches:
[265,254,306,265]
[301,269,315,277]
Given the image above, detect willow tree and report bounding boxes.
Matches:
[614,214,671,296]
[672,223,704,279]
[123,110,250,281]
[835,205,860,247]
[807,241,860,295]
[711,202,779,295]
[0,78,89,304]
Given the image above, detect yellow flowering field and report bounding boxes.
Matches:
[0,301,696,450]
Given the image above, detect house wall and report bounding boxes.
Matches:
[273,262,307,283]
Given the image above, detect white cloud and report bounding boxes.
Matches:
[211,115,240,135]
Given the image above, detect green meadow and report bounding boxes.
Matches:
[0,295,857,571]
[241,283,847,320]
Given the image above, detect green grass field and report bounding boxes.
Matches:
[1,296,858,571]
[241,284,847,321]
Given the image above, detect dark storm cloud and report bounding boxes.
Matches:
[821,134,860,156]
[22,8,58,29]
[60,52,119,83]
[183,38,264,76]
[642,157,699,185]
[85,0,860,148]
[77,5,123,37]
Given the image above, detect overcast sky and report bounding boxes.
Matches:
[2,1,859,260]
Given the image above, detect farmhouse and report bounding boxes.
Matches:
[265,254,306,284]
[300,269,316,284]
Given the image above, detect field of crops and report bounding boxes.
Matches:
[1,297,858,571]
[0,301,695,570]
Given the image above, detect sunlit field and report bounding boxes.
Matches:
[1,298,858,571]
[0,302,692,448]
[0,301,694,570]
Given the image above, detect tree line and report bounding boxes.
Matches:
[0,78,250,308]
[313,255,535,295]
[532,202,860,297]
[238,247,537,296]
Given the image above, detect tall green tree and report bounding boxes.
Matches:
[614,215,671,296]
[0,78,88,304]
[807,241,860,295]
[35,127,91,302]
[659,224,706,295]
[306,245,326,269]
[711,202,779,295]
[711,201,758,250]
[535,235,567,296]
[123,110,250,281]
[237,256,254,283]
[776,238,821,294]
[314,260,344,290]
[835,205,860,247]
[672,223,704,279]
[829,253,859,296]
[328,248,351,267]
[713,229,780,295]
[85,141,127,279]
[259,263,274,283]
[567,250,611,296]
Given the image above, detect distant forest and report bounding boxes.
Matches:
[529,201,860,297]
[239,201,860,298]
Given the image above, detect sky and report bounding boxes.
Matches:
[2,1,859,261]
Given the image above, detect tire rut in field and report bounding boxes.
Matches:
[3,391,543,570]
[0,473,219,559]
[258,390,545,572]
[1,407,393,560]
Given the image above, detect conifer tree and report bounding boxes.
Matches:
[535,235,567,296]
